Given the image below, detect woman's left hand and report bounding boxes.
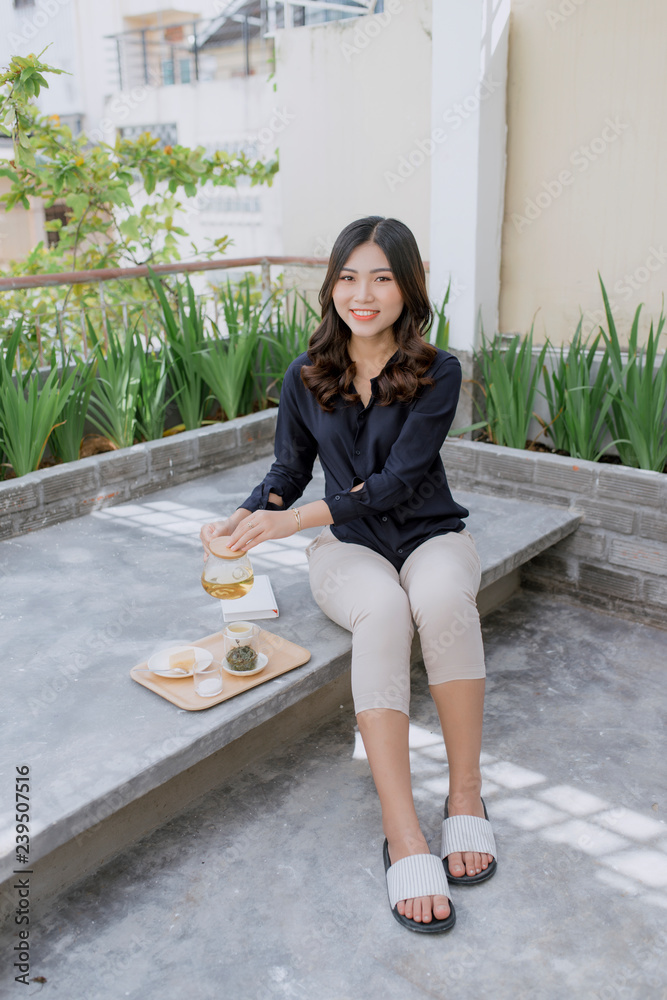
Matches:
[227,510,298,552]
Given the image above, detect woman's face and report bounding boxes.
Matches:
[332,241,404,346]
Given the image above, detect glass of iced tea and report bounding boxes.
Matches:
[201,536,254,600]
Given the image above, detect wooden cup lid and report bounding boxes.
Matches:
[209,536,248,559]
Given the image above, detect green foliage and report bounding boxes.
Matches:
[541,319,621,461]
[200,278,267,419]
[0,319,76,476]
[86,321,142,449]
[150,270,208,431]
[48,339,96,464]
[473,330,548,449]
[201,321,261,422]
[0,50,67,172]
[136,343,175,443]
[257,291,319,403]
[0,50,278,354]
[0,320,34,477]
[432,282,450,351]
[599,277,667,472]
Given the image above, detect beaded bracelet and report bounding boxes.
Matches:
[292,507,302,531]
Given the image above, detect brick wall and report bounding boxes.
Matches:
[442,439,667,629]
[0,409,278,540]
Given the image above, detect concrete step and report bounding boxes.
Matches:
[0,454,580,911]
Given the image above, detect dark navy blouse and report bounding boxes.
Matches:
[238,348,469,572]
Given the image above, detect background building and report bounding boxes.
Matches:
[1,0,666,349]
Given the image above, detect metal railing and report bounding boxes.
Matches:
[106,1,380,89]
[0,252,431,364]
[0,256,330,363]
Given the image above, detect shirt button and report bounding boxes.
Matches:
[381,516,388,522]
[334,495,341,501]
[398,548,403,554]
[355,449,361,455]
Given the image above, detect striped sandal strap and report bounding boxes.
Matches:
[386,852,451,910]
[441,813,497,859]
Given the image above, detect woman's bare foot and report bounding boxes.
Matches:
[385,829,451,923]
[445,791,494,877]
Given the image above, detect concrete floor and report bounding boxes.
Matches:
[2,592,666,1000]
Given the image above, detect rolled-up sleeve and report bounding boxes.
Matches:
[237,363,318,513]
[324,356,462,525]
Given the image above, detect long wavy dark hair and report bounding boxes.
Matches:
[300,216,437,411]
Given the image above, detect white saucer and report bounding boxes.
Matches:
[148,645,213,678]
[221,652,268,677]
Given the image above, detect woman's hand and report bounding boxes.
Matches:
[227,509,298,553]
[200,507,250,557]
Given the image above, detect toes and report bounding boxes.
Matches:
[400,895,450,924]
[448,851,465,876]
[462,851,481,876]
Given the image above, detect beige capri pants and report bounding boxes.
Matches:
[305,525,486,717]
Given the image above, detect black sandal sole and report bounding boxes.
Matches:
[383,839,456,933]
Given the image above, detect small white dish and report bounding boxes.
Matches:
[148,645,213,678]
[221,651,268,677]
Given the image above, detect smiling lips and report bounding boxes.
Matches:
[350,309,380,321]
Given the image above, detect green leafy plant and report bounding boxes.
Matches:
[599,277,667,472]
[432,281,450,351]
[86,321,142,449]
[258,291,319,404]
[541,319,621,461]
[0,50,278,356]
[472,329,548,449]
[47,331,96,463]
[0,324,76,476]
[198,277,269,419]
[150,271,208,431]
[136,343,176,442]
[199,321,262,422]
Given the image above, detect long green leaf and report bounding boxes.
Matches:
[598,275,667,471]
[87,320,141,449]
[0,364,76,476]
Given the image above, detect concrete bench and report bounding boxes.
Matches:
[0,453,580,912]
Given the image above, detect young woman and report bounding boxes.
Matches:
[200,217,496,934]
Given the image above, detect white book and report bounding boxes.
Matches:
[220,574,279,622]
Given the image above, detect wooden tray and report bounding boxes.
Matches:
[130,627,311,711]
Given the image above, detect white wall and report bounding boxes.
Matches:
[429,0,509,352]
[274,1,433,267]
[103,74,284,259]
[500,0,667,346]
